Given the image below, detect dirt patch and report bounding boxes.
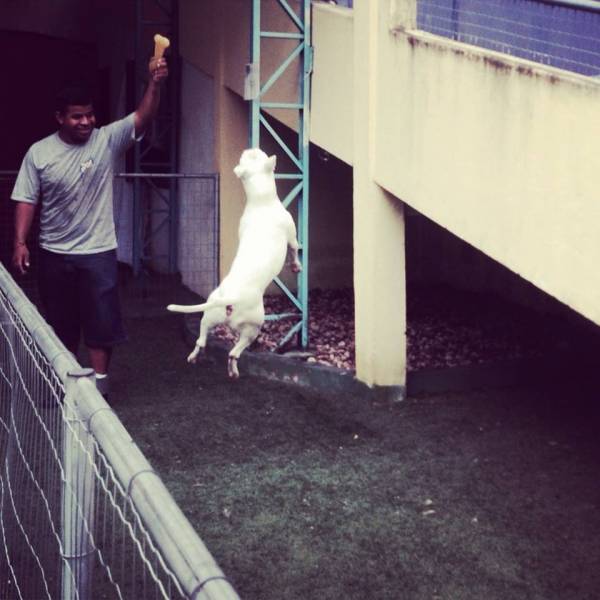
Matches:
[209,285,579,372]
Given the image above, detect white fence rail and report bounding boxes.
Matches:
[0,262,239,599]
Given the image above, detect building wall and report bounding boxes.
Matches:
[259,119,354,292]
[310,3,354,165]
[376,1,600,326]
[405,209,568,315]
[2,0,95,43]
[178,0,354,290]
[1,32,99,170]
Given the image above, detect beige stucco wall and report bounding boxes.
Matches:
[374,1,600,326]
[311,3,354,165]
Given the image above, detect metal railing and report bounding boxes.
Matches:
[114,172,220,317]
[417,0,600,76]
[0,261,239,599]
[1,171,219,319]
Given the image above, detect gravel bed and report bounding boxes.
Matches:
[210,285,568,372]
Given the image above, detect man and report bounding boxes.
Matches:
[11,56,168,398]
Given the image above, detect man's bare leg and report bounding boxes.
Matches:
[88,346,111,374]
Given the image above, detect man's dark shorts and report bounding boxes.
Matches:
[38,248,126,353]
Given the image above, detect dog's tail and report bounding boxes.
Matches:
[166,297,235,314]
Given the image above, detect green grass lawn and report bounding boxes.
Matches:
[110,315,600,600]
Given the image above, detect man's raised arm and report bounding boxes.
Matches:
[134,56,169,137]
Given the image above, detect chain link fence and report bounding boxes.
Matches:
[0,172,219,319]
[114,173,219,318]
[417,0,600,76]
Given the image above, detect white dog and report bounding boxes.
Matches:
[167,148,302,378]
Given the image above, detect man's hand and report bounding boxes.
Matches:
[12,243,30,275]
[13,202,35,274]
[135,57,169,136]
[149,57,168,85]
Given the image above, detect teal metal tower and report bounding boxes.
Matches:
[248,0,312,349]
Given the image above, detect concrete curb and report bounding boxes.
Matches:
[183,317,405,401]
[183,316,580,399]
[210,339,406,401]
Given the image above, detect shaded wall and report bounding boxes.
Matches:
[406,209,568,315]
[0,31,100,170]
[2,0,94,43]
[260,118,354,292]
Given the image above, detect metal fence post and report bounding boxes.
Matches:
[61,367,96,600]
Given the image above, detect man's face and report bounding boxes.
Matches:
[56,104,96,144]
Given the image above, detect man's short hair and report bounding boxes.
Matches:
[55,85,94,114]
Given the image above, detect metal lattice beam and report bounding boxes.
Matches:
[249,0,312,348]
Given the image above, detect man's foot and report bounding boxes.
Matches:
[95,373,110,400]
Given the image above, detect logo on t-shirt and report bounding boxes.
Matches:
[80,159,94,174]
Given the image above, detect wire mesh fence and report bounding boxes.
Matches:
[0,262,239,599]
[0,172,219,320]
[114,173,219,318]
[417,0,600,76]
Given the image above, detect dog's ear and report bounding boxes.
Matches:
[233,164,245,179]
[267,155,277,172]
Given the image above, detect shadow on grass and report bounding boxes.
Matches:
[111,315,600,600]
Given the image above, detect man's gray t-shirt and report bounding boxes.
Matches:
[11,113,137,255]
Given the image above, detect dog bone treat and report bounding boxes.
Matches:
[153,34,170,58]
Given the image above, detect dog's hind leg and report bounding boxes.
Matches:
[285,217,302,273]
[188,308,224,364]
[227,323,260,379]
